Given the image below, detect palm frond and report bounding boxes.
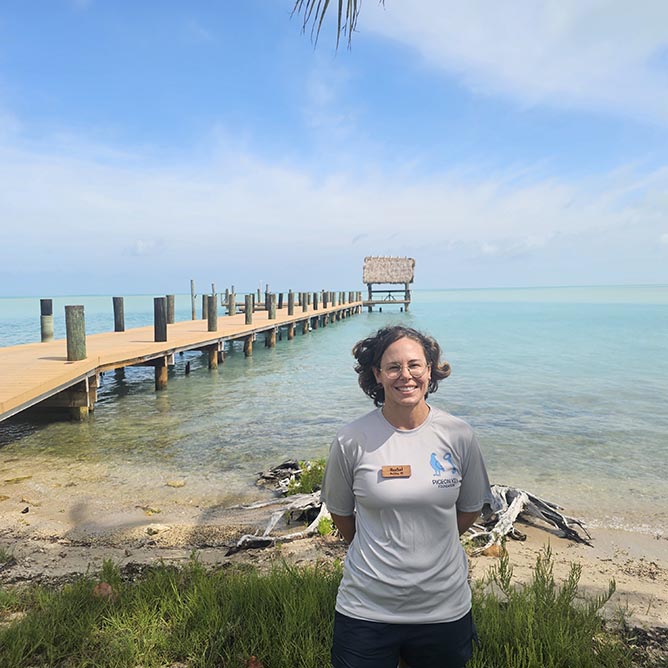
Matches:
[293,0,373,48]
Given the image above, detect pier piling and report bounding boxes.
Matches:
[40,299,54,342]
[65,305,86,361]
[113,297,125,332]
[154,297,168,343]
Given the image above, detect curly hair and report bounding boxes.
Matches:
[352,325,451,406]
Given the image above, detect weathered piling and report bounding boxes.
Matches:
[190,280,196,320]
[227,291,236,316]
[154,297,168,343]
[288,290,295,316]
[113,297,125,332]
[278,292,284,309]
[245,295,253,325]
[65,305,86,361]
[302,292,308,312]
[40,299,54,342]
[154,358,168,391]
[244,334,253,357]
[166,295,175,324]
[201,294,208,320]
[268,294,277,320]
[207,295,217,332]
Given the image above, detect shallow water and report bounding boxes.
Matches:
[1,287,667,535]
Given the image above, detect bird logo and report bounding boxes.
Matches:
[430,452,445,477]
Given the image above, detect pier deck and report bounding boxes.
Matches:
[0,300,361,422]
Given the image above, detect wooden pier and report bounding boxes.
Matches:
[0,293,363,422]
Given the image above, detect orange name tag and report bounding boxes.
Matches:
[381,465,412,478]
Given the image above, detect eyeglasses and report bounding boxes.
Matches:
[379,361,430,379]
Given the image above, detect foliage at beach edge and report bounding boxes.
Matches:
[1,547,659,668]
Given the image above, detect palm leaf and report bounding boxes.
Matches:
[293,0,377,48]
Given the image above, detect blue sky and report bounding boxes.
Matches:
[1,0,667,296]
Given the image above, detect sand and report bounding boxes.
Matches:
[1,469,667,634]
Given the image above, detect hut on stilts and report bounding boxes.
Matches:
[362,256,415,312]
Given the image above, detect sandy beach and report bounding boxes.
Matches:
[1,467,666,635]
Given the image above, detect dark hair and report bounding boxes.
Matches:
[352,325,451,406]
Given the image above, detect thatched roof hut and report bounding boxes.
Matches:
[363,256,415,284]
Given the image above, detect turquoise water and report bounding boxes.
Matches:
[1,287,667,534]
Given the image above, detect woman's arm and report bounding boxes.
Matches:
[331,513,356,544]
[456,509,481,536]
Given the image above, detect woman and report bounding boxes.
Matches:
[321,325,496,668]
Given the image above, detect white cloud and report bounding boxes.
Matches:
[364,0,668,123]
[1,123,666,289]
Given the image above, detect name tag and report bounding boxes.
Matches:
[381,465,412,478]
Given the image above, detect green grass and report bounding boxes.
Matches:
[286,459,326,496]
[0,549,647,668]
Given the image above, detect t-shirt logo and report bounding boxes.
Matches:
[429,452,458,476]
[430,452,460,489]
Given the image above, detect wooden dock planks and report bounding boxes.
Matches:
[0,301,361,421]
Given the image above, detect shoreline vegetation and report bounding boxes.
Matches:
[1,549,665,668]
[1,461,667,666]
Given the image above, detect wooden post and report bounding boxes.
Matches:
[40,298,54,342]
[166,295,175,324]
[244,334,253,357]
[245,294,253,324]
[404,282,411,311]
[269,293,277,320]
[278,292,284,309]
[190,280,196,320]
[208,345,218,369]
[112,296,125,332]
[154,297,167,342]
[302,292,308,312]
[207,295,217,331]
[65,305,86,361]
[265,285,270,311]
[302,319,309,334]
[201,294,208,320]
[227,291,236,316]
[288,322,295,340]
[155,357,168,391]
[322,291,328,309]
[313,292,319,310]
[267,327,277,347]
[288,290,294,315]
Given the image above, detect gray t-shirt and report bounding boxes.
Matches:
[321,405,495,624]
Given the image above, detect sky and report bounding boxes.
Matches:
[1,0,667,296]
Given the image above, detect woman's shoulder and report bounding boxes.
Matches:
[429,405,475,437]
[337,407,381,435]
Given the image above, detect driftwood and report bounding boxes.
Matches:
[226,492,330,555]
[466,485,592,554]
[228,462,592,554]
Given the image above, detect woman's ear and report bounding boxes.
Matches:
[372,366,382,384]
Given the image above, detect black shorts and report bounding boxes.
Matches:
[331,609,478,668]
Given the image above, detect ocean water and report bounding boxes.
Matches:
[1,287,667,535]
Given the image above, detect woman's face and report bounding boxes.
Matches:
[373,337,431,413]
